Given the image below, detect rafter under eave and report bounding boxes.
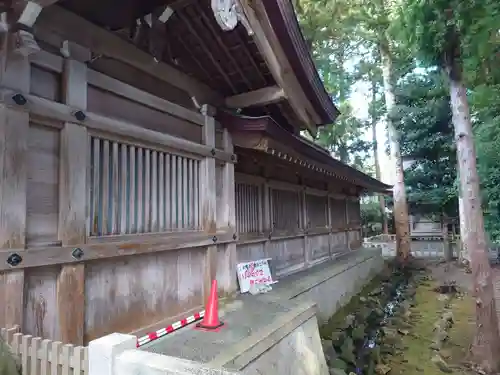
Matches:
[225,85,286,108]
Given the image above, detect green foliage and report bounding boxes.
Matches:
[0,338,20,375]
[396,0,500,69]
[296,0,374,171]
[361,200,384,237]
[390,69,457,216]
[471,85,500,241]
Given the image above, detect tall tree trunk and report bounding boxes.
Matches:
[447,61,500,372]
[456,170,469,263]
[379,43,411,262]
[370,79,388,235]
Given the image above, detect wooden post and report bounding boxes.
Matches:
[201,105,217,302]
[345,198,350,250]
[219,128,237,294]
[0,48,30,330]
[327,194,333,258]
[57,44,89,345]
[301,188,310,268]
[262,181,271,257]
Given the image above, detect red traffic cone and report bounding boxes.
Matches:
[195,280,224,331]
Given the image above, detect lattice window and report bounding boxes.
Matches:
[89,137,200,236]
[306,194,328,228]
[330,197,347,229]
[235,183,260,233]
[347,200,361,225]
[271,189,300,232]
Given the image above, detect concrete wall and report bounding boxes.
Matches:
[279,250,384,322]
[89,333,241,375]
[240,317,328,375]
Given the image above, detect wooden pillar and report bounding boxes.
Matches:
[0,49,30,330]
[327,194,333,258]
[301,188,310,268]
[345,198,350,250]
[219,128,237,294]
[57,44,89,345]
[262,181,271,257]
[201,105,217,302]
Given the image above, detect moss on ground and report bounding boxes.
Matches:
[320,264,475,375]
[386,277,474,375]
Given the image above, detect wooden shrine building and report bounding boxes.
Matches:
[0,0,391,345]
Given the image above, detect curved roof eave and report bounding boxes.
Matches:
[216,110,392,193]
[262,0,341,126]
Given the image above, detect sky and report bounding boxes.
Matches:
[349,80,396,185]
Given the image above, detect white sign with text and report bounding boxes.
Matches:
[236,258,275,293]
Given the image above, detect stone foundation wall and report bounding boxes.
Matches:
[231,316,328,375]
[288,251,384,322]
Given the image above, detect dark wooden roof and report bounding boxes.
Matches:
[216,111,392,193]
[263,0,340,125]
[57,0,338,129]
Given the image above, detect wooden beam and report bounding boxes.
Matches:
[57,44,87,345]
[36,5,222,105]
[0,87,236,163]
[27,49,205,125]
[0,40,30,330]
[225,86,286,108]
[239,0,320,135]
[87,68,205,126]
[0,231,235,272]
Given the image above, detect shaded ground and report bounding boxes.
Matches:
[321,260,480,375]
[387,265,474,375]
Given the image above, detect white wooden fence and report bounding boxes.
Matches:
[0,326,88,375]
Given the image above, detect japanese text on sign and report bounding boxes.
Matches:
[236,258,274,293]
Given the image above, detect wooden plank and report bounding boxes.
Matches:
[171,155,178,229]
[0,231,236,271]
[137,148,144,232]
[0,87,235,163]
[36,5,221,105]
[165,154,171,230]
[101,140,110,234]
[120,143,128,234]
[0,46,30,330]
[111,141,119,234]
[30,50,206,126]
[57,53,87,345]
[129,146,136,234]
[144,149,151,232]
[87,70,205,126]
[151,151,158,232]
[159,153,165,231]
[225,86,286,108]
[91,138,100,236]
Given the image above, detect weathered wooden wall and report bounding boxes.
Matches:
[0,38,361,346]
[233,164,363,279]
[0,45,236,345]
